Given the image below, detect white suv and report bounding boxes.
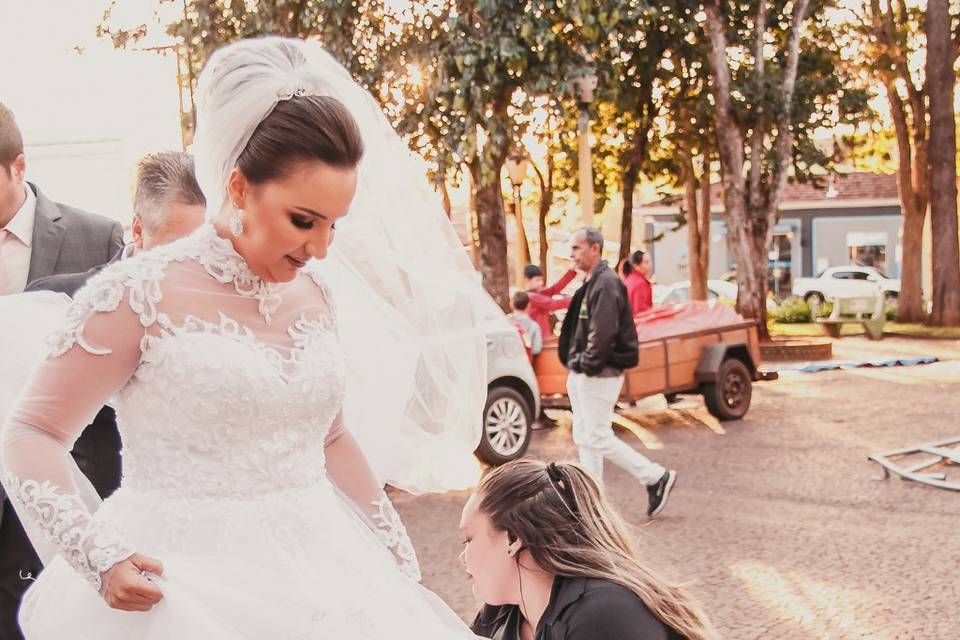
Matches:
[475,296,541,465]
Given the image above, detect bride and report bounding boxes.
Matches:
[0,37,489,638]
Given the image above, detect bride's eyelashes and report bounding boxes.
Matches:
[290,214,337,232]
[290,214,315,230]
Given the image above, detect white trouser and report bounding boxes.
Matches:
[566,371,665,486]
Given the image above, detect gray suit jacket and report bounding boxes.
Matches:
[25,260,116,296]
[25,182,124,285]
[0,184,124,516]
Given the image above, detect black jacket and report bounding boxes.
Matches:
[558,261,639,376]
[471,576,681,640]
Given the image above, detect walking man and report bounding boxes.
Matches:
[558,227,676,517]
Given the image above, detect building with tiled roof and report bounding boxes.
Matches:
[633,172,903,296]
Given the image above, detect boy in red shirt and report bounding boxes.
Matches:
[522,264,577,429]
[523,264,577,340]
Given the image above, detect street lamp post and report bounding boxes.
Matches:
[572,70,597,227]
[505,153,531,287]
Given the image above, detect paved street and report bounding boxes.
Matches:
[393,337,960,639]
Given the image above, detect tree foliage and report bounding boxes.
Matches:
[844,0,960,323]
[703,0,869,337]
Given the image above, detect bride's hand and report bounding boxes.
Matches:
[99,552,165,611]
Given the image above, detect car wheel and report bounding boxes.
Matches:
[702,358,752,421]
[476,387,532,465]
[804,292,825,315]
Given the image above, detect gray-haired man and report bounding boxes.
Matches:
[558,227,677,518]
[0,102,124,640]
[0,152,205,639]
[24,150,205,493]
[28,151,206,294]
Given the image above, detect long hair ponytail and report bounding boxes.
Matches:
[477,459,718,640]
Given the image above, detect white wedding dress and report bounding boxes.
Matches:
[1,224,479,639]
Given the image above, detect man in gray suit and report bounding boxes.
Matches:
[0,102,124,640]
[24,151,205,496]
[0,105,123,297]
[0,103,200,639]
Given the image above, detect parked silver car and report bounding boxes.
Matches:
[475,296,540,465]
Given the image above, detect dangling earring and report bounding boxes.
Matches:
[229,202,244,237]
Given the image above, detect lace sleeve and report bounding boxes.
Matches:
[324,426,421,581]
[0,263,157,591]
[305,267,421,580]
[368,492,421,581]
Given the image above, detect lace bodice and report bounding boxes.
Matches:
[1,225,420,589]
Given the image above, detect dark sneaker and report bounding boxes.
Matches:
[647,470,677,517]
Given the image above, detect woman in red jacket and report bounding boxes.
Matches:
[623,250,653,315]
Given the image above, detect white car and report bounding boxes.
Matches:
[653,279,778,311]
[791,266,900,306]
[475,295,541,466]
[654,279,738,306]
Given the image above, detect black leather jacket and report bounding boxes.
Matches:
[558,261,639,376]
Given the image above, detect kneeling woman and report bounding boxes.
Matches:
[461,460,717,640]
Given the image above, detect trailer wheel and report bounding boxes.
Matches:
[702,358,752,420]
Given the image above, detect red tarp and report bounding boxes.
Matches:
[634,302,748,343]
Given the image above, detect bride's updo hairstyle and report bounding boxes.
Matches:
[191,37,364,220]
[237,95,363,185]
[477,459,718,640]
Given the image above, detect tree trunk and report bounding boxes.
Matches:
[889,82,929,323]
[619,120,651,266]
[620,165,638,266]
[438,180,452,218]
[687,169,711,300]
[680,148,712,301]
[899,209,926,320]
[704,0,808,341]
[532,157,553,272]
[470,160,510,311]
[727,219,771,334]
[877,23,929,322]
[538,194,550,273]
[685,174,704,301]
[926,0,960,325]
[704,2,768,338]
[511,187,533,278]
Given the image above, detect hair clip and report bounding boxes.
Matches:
[545,462,580,522]
[546,462,564,485]
[276,81,313,102]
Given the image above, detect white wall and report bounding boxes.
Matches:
[1,1,183,225]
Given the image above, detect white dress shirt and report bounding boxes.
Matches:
[0,185,37,295]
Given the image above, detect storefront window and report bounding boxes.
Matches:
[850,244,887,273]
